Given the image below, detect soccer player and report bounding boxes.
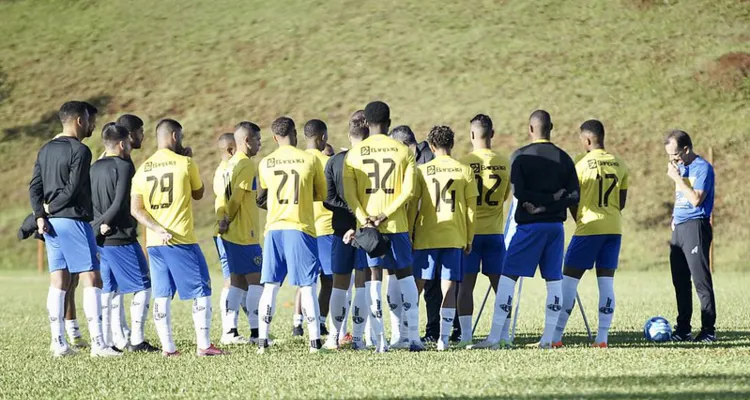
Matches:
[30,101,118,357]
[131,119,224,357]
[91,123,159,353]
[472,110,579,349]
[218,122,264,344]
[117,113,146,151]
[408,125,478,351]
[212,133,244,343]
[304,119,335,336]
[456,114,511,346]
[256,117,328,353]
[343,101,423,352]
[324,115,371,349]
[664,130,716,343]
[551,120,629,348]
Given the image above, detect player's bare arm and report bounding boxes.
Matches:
[130,193,172,244]
[668,162,707,207]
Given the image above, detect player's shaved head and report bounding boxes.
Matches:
[218,132,235,148]
[235,121,260,136]
[156,119,182,139]
[580,119,605,143]
[529,109,553,139]
[304,119,327,139]
[470,114,494,139]
[427,125,455,150]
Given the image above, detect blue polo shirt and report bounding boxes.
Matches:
[673,156,714,225]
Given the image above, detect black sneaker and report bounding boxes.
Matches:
[110,346,124,353]
[421,334,438,344]
[449,328,462,343]
[320,323,329,336]
[292,325,304,337]
[127,341,161,353]
[671,330,693,342]
[693,330,717,343]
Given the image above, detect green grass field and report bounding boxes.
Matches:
[1,270,748,399]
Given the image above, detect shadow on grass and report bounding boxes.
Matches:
[1,94,111,143]
[506,330,750,349]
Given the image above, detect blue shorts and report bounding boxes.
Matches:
[44,218,99,273]
[213,237,230,280]
[223,240,263,275]
[331,235,367,275]
[100,243,151,294]
[261,230,320,287]
[148,244,212,300]
[414,248,464,281]
[365,232,413,270]
[317,235,335,276]
[503,222,564,280]
[564,234,622,270]
[464,234,506,275]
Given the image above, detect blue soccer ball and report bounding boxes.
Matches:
[644,316,672,342]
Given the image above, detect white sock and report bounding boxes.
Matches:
[226,286,243,333]
[500,314,512,342]
[329,288,348,340]
[192,296,212,350]
[342,277,354,334]
[397,276,420,342]
[553,276,580,343]
[246,285,262,330]
[487,276,516,342]
[459,315,473,342]
[239,289,249,319]
[48,287,67,350]
[219,287,232,334]
[300,284,321,341]
[541,280,562,345]
[82,287,105,350]
[111,292,128,348]
[64,319,81,342]
[117,293,130,337]
[153,297,176,353]
[130,288,150,346]
[258,283,280,340]
[318,315,327,326]
[100,291,113,347]
[386,275,403,343]
[293,313,303,328]
[351,287,367,342]
[365,280,384,338]
[596,277,615,344]
[440,308,456,340]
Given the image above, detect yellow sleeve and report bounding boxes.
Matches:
[466,200,476,246]
[188,158,203,191]
[382,150,416,218]
[465,169,479,201]
[406,172,423,239]
[313,156,327,202]
[131,169,144,197]
[225,163,251,222]
[620,162,629,190]
[343,155,369,226]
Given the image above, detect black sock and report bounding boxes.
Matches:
[250,328,259,338]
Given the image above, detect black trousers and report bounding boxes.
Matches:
[423,279,460,338]
[670,219,716,333]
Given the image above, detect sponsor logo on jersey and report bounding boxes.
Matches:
[144,160,177,172]
[361,146,398,156]
[427,165,463,175]
[266,157,306,168]
[471,163,507,173]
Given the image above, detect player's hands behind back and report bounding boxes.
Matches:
[36,217,49,235]
[523,202,546,215]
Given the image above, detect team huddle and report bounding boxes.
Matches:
[31,100,631,357]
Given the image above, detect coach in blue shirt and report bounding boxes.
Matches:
[665,129,716,343]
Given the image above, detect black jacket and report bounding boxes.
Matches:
[323,151,357,236]
[18,213,44,241]
[90,155,138,246]
[415,141,435,166]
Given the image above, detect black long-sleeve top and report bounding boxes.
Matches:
[323,150,356,236]
[90,155,138,246]
[510,140,580,225]
[29,136,93,221]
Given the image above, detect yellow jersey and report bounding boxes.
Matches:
[220,152,260,245]
[343,134,416,234]
[459,149,511,235]
[132,148,203,247]
[258,145,326,237]
[212,159,230,235]
[573,149,629,236]
[306,149,334,237]
[410,155,478,250]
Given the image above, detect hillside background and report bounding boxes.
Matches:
[0,0,748,271]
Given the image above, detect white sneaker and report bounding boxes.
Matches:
[374,335,389,353]
[390,338,410,349]
[324,335,339,350]
[538,341,553,349]
[436,338,449,351]
[52,346,77,358]
[468,339,500,350]
[221,333,248,345]
[91,346,123,357]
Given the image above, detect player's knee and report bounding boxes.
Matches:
[332,274,351,289]
[564,267,586,279]
[49,270,71,290]
[393,267,412,279]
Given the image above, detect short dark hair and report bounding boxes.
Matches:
[364,101,390,124]
[116,114,143,133]
[389,125,417,146]
[155,119,182,136]
[58,101,89,124]
[470,114,493,138]
[304,119,327,138]
[349,119,369,140]
[580,119,605,141]
[101,123,129,146]
[83,102,98,117]
[235,121,261,136]
[529,109,552,135]
[271,117,295,137]
[664,129,692,149]
[427,125,455,150]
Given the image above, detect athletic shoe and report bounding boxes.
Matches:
[449,328,461,343]
[351,338,367,351]
[671,331,693,342]
[127,341,161,353]
[468,340,500,350]
[592,342,608,348]
[339,332,353,346]
[539,342,553,349]
[390,338,411,350]
[374,337,389,353]
[693,330,717,343]
[324,335,339,350]
[457,340,473,349]
[292,325,304,337]
[52,346,77,358]
[162,350,181,357]
[436,338,449,351]
[498,339,513,349]
[409,340,426,352]
[551,341,564,349]
[221,333,248,345]
[91,346,123,357]
[320,323,329,336]
[420,334,438,344]
[196,344,227,357]
[71,337,89,349]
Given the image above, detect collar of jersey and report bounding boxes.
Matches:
[231,151,249,161]
[104,152,119,157]
[532,139,551,144]
[590,148,606,154]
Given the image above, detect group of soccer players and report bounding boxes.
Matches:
[30,99,629,357]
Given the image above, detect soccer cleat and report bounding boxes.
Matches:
[449,328,461,343]
[436,338,449,351]
[592,342,608,348]
[351,338,367,351]
[693,330,717,343]
[71,337,89,349]
[671,331,693,342]
[256,339,270,354]
[162,350,181,357]
[538,342,553,349]
[196,344,227,357]
[420,334,439,344]
[457,340,473,349]
[221,332,248,345]
[498,339,513,349]
[91,346,124,357]
[339,333,353,346]
[324,335,339,350]
[320,323,329,336]
[551,341,564,349]
[292,325,304,337]
[127,341,161,353]
[52,346,77,358]
[468,340,500,350]
[409,340,426,352]
[390,338,411,350]
[374,337,389,353]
